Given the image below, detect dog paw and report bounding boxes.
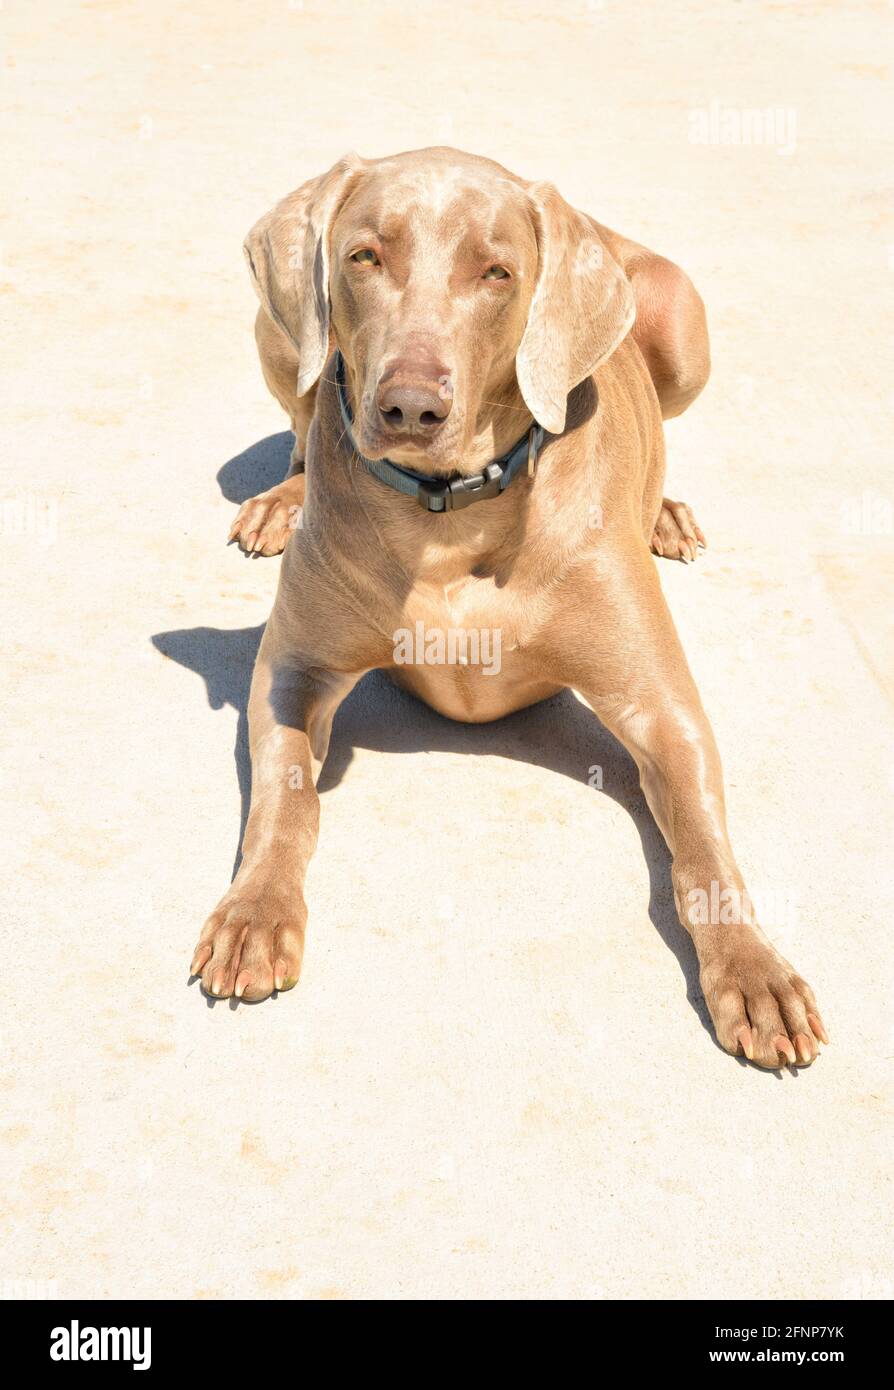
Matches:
[698,928,828,1068]
[651,497,706,563]
[228,477,306,556]
[190,890,306,1001]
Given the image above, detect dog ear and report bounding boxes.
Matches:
[243,154,364,396]
[516,182,635,435]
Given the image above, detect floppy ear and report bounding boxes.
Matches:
[515,182,635,435]
[243,154,364,396]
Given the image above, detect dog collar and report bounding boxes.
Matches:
[334,350,543,513]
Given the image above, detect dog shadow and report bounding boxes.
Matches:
[216,430,294,502]
[152,429,721,1049]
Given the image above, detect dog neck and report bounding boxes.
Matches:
[333,351,542,515]
[312,364,603,595]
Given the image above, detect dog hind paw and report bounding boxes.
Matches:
[651,497,706,563]
[228,477,306,556]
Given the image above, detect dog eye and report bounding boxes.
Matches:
[350,249,380,266]
[482,265,510,280]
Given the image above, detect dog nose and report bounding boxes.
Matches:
[376,369,453,432]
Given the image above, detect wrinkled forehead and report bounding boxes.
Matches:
[334,161,535,261]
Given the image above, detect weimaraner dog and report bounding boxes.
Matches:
[191,147,827,1069]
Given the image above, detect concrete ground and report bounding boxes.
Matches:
[2,1,892,1300]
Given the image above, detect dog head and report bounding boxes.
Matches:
[244,148,634,469]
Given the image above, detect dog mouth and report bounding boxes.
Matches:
[340,359,459,471]
[356,416,455,469]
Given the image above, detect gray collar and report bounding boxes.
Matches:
[334,351,543,513]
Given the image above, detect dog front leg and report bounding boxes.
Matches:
[590,687,827,1066]
[190,630,361,1000]
[554,562,827,1067]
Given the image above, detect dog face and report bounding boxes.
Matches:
[327,155,538,469]
[244,148,635,464]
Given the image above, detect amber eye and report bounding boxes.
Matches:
[350,248,380,266]
[482,265,510,280]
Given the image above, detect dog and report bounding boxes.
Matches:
[191,147,827,1069]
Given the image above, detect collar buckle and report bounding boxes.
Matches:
[417,462,503,513]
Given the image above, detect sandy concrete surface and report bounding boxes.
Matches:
[2,0,892,1301]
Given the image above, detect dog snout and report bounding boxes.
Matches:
[376,362,453,433]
